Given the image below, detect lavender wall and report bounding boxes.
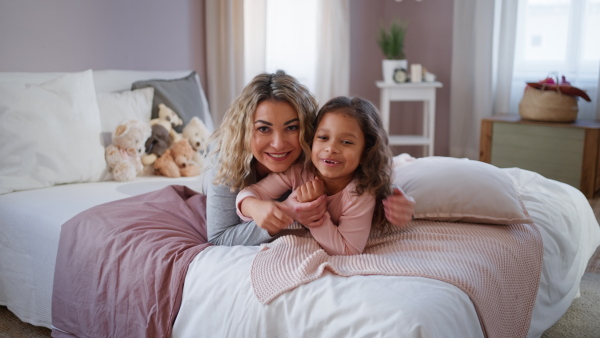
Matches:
[0,0,207,87]
[350,0,454,156]
[1,1,453,156]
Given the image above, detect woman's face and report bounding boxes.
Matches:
[251,100,302,178]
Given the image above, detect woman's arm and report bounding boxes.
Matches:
[236,164,326,228]
[206,168,273,246]
[238,197,294,236]
[383,185,415,229]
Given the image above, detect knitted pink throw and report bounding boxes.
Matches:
[251,220,543,338]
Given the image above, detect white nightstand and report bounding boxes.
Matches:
[376,81,443,156]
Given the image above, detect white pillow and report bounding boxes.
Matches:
[0,70,106,194]
[97,87,154,133]
[394,157,532,225]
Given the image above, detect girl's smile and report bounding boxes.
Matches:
[311,111,365,195]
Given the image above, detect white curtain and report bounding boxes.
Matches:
[313,0,350,105]
[205,0,245,127]
[449,0,498,159]
[242,0,349,105]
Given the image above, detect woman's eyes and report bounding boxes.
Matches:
[255,125,299,133]
[256,126,271,133]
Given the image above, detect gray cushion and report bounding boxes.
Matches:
[132,71,210,133]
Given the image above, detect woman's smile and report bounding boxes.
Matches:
[251,100,302,177]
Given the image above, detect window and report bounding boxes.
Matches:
[243,0,318,91]
[510,0,600,119]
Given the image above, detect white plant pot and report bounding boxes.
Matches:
[382,59,408,84]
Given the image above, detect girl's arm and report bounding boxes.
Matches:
[307,190,375,255]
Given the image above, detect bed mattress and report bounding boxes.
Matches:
[1,167,598,337]
[172,168,600,338]
[0,175,207,328]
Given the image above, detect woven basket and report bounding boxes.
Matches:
[519,86,578,122]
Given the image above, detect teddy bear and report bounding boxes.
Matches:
[150,103,183,144]
[141,124,171,166]
[182,116,211,167]
[105,119,152,182]
[154,139,201,178]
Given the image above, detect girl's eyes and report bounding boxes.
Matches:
[316,135,353,145]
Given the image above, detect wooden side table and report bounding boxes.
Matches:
[376,81,443,156]
[480,114,600,198]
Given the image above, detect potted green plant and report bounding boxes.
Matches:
[378,19,408,84]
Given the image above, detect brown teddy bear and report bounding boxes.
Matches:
[154,139,201,178]
[105,119,151,182]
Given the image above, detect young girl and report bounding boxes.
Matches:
[236,96,394,255]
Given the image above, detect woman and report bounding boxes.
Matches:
[206,70,414,246]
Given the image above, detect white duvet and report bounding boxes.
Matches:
[0,176,206,328]
[0,167,598,337]
[172,168,600,338]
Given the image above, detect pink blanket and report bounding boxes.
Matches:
[52,185,210,338]
[252,220,543,338]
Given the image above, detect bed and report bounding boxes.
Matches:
[0,70,599,338]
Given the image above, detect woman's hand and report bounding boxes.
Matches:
[241,198,294,236]
[280,189,327,228]
[383,186,415,229]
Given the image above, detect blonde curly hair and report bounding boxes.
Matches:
[209,70,318,191]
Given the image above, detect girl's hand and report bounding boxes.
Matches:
[295,177,325,203]
[383,186,415,229]
[244,199,294,236]
[281,189,327,228]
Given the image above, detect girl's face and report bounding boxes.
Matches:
[311,111,365,194]
[251,100,302,178]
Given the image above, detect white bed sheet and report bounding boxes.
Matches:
[173,168,600,338]
[0,175,207,328]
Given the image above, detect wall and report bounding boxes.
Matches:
[350,0,454,157]
[0,0,207,87]
[0,0,454,156]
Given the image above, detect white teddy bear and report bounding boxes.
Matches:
[105,119,151,182]
[182,116,211,167]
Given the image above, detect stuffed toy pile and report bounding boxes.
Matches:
[104,103,209,181]
[142,103,185,166]
[154,139,201,178]
[105,119,152,182]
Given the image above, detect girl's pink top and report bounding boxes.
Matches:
[236,164,374,255]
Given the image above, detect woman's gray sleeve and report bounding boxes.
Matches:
[205,170,274,246]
